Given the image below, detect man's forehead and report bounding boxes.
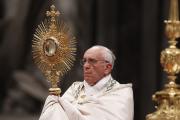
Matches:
[84,48,103,58]
[86,47,104,53]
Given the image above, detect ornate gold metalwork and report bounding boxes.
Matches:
[146,0,180,119]
[32,4,76,96]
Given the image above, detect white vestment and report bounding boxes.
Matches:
[39,75,134,120]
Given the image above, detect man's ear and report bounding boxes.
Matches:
[105,63,112,74]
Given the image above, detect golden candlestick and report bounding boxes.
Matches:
[146,0,180,119]
[32,3,76,96]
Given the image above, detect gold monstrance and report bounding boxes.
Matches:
[32,3,76,96]
[146,0,180,119]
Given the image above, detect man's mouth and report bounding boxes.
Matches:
[84,71,91,74]
[84,72,92,77]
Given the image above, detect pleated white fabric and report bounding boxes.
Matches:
[39,75,134,120]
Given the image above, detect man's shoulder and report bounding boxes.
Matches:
[105,79,133,93]
[71,81,83,87]
[62,81,83,99]
[108,79,132,89]
[68,81,84,91]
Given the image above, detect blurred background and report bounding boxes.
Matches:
[0,0,176,120]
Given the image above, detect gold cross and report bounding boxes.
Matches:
[46,5,60,18]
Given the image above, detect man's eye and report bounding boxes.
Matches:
[89,59,96,63]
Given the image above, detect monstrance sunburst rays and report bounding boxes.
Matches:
[32,5,76,95]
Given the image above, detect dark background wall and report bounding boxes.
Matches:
[0,0,174,120]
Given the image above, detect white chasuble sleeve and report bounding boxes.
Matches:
[39,95,86,120]
[39,95,69,120]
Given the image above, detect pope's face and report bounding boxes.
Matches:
[82,47,112,85]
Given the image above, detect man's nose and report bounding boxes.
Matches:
[83,61,91,69]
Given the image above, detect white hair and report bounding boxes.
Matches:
[90,45,116,68]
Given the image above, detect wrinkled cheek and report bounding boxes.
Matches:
[94,71,101,77]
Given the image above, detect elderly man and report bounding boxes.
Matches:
[39,45,134,120]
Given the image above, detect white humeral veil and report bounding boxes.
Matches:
[39,75,134,120]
